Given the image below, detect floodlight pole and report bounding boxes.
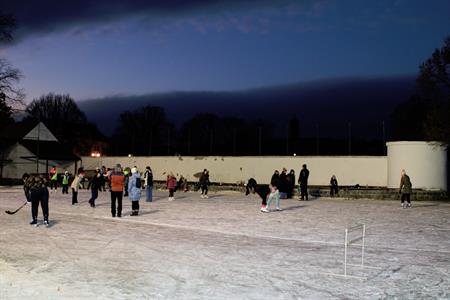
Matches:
[258,126,262,155]
[348,122,352,156]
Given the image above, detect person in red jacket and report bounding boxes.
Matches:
[166,172,177,201]
[109,164,125,217]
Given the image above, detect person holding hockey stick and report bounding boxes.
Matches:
[22,173,50,226]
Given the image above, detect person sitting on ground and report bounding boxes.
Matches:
[178,175,188,192]
[330,175,338,197]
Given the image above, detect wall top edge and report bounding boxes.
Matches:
[80,155,388,159]
[386,141,447,147]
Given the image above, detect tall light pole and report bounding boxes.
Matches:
[348,122,352,156]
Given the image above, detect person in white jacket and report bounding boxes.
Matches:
[71,168,84,206]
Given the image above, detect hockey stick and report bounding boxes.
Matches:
[5,202,28,215]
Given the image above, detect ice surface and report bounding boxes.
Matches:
[1,187,449,299]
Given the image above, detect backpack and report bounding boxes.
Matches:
[136,178,141,189]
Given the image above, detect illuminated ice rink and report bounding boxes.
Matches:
[1,187,449,299]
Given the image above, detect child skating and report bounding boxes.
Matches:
[166,172,177,201]
[128,167,142,216]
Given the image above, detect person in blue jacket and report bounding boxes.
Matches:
[128,167,142,216]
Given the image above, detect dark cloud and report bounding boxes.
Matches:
[2,0,279,39]
[78,76,417,138]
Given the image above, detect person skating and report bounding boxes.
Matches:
[123,167,131,197]
[71,168,84,206]
[266,184,281,212]
[109,164,125,217]
[199,169,210,199]
[88,168,102,207]
[298,164,309,200]
[166,172,177,201]
[22,173,50,226]
[100,166,107,192]
[144,166,153,202]
[399,169,412,208]
[61,171,70,194]
[128,167,142,216]
[246,178,281,212]
[49,165,58,193]
[330,175,338,197]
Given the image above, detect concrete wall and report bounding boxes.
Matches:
[387,141,447,191]
[80,155,388,187]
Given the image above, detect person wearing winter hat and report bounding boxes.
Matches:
[62,171,70,194]
[128,167,142,216]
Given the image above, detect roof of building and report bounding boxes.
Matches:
[20,140,79,161]
[0,119,39,141]
[0,119,80,161]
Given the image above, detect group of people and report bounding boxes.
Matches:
[246,164,312,213]
[268,164,311,201]
[22,164,155,225]
[165,169,210,201]
[21,163,414,225]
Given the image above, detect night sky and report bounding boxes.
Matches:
[2,0,449,101]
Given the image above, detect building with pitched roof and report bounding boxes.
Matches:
[0,120,80,179]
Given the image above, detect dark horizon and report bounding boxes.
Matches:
[78,75,417,140]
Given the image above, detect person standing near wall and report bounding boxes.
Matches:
[144,166,153,202]
[110,164,125,217]
[49,165,58,193]
[399,169,412,208]
[128,167,142,216]
[287,169,296,199]
[298,164,309,201]
[330,175,338,197]
[278,168,288,199]
[23,173,50,226]
[71,168,84,206]
[199,169,210,199]
[271,170,280,187]
[62,171,70,194]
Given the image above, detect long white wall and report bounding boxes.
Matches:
[387,141,447,191]
[80,156,388,187]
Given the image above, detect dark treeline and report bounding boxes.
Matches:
[108,108,387,156]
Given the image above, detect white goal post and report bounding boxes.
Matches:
[344,223,366,277]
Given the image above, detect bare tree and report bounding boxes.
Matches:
[25,93,88,125]
[0,12,24,108]
[0,59,24,107]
